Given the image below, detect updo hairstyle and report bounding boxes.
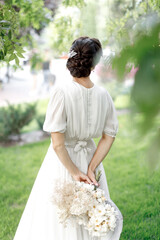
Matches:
[66,36,103,78]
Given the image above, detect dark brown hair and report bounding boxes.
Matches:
[66,36,103,78]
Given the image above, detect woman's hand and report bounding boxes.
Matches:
[87,167,99,187]
[72,170,92,185]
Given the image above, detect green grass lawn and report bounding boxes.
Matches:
[0,114,159,240]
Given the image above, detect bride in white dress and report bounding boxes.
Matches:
[13,36,123,240]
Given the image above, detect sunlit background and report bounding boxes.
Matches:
[0,0,160,239]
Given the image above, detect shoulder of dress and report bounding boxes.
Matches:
[96,85,108,95]
[49,85,65,98]
[96,85,113,102]
[50,82,74,97]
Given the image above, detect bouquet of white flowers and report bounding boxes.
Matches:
[50,170,118,237]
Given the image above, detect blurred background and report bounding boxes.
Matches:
[0,0,160,239]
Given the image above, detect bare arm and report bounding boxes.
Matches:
[87,133,115,185]
[51,132,92,184]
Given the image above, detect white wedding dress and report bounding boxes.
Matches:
[13,80,123,240]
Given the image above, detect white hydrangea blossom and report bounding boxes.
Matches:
[51,175,118,237]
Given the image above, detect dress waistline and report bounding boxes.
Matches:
[50,138,96,153]
[64,139,94,153]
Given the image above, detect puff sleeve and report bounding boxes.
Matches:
[43,87,67,133]
[103,91,119,137]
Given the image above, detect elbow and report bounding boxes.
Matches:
[52,142,65,153]
[51,132,65,153]
[102,133,116,141]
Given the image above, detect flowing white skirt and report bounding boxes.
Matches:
[13,138,123,240]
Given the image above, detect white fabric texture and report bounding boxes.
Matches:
[13,80,123,240]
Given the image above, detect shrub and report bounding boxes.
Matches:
[36,114,46,130]
[0,101,37,142]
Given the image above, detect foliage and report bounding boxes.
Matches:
[15,98,50,134]
[0,115,160,239]
[48,8,82,55]
[106,0,160,49]
[30,51,43,71]
[0,101,37,141]
[0,0,52,65]
[79,0,99,38]
[49,0,108,55]
[112,15,160,165]
[0,0,87,64]
[110,0,135,17]
[104,0,160,165]
[62,0,85,8]
[0,4,23,64]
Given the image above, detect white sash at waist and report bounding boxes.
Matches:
[64,138,96,153]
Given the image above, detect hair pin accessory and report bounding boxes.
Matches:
[68,50,77,58]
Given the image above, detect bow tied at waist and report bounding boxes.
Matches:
[73,140,92,153]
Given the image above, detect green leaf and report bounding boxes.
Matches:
[8,30,12,40]
[9,53,16,61]
[0,51,5,60]
[15,55,19,65]
[7,49,14,54]
[16,52,24,58]
[14,45,25,53]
